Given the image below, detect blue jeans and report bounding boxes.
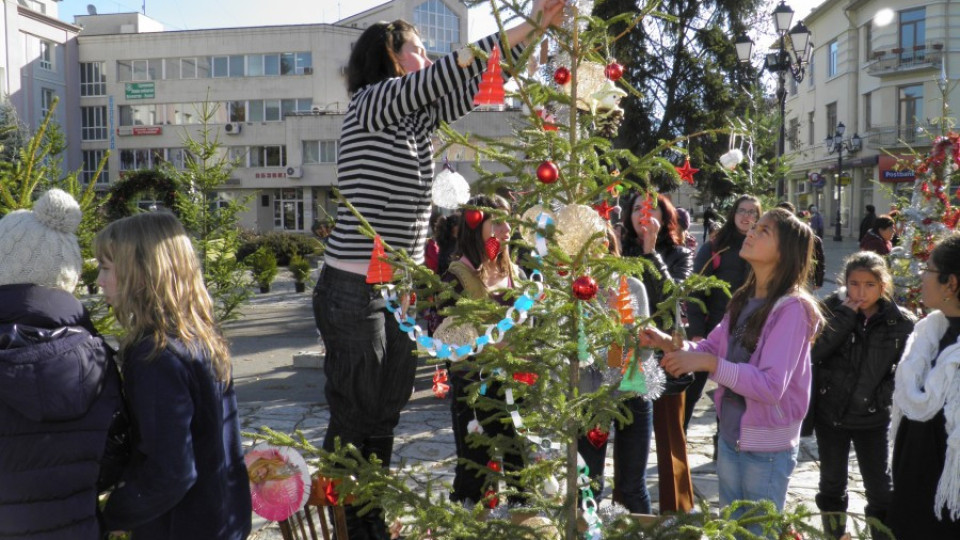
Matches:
[717,437,798,511]
[578,396,653,514]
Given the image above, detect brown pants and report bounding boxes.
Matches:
[653,393,695,512]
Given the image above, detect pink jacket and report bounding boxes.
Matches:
[689,295,819,451]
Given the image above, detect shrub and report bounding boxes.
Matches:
[238,231,322,266]
[81,259,99,287]
[244,246,278,289]
[289,255,312,283]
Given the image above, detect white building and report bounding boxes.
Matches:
[1,0,81,174]
[71,0,515,232]
[783,0,956,238]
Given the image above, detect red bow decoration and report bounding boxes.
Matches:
[432,367,449,399]
[587,426,609,448]
[473,46,504,106]
[512,371,539,386]
[484,489,499,508]
[365,235,394,284]
[675,158,699,184]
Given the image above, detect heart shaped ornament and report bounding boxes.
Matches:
[485,236,501,260]
[586,426,609,449]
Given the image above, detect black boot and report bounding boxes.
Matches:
[816,493,848,540]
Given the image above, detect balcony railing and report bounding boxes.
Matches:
[864,122,938,147]
[866,41,944,75]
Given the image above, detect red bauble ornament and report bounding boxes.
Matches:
[587,426,609,448]
[484,236,501,261]
[432,367,449,399]
[537,160,559,184]
[464,209,484,229]
[484,489,499,508]
[572,275,598,301]
[487,460,502,472]
[604,61,624,82]
[553,66,571,85]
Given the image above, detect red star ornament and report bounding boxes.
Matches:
[675,158,699,184]
[473,46,504,106]
[593,200,616,220]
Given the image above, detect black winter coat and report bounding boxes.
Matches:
[623,243,693,329]
[811,291,915,430]
[0,284,122,540]
[686,233,749,338]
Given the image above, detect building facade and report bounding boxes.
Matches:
[1,0,81,174]
[67,0,512,233]
[783,0,957,238]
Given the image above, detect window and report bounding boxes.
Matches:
[808,52,815,87]
[119,104,158,126]
[227,146,247,166]
[787,118,800,150]
[250,145,286,167]
[414,0,461,55]
[864,92,872,130]
[40,88,55,119]
[248,100,264,122]
[864,22,873,60]
[39,40,53,70]
[826,102,837,138]
[132,59,153,81]
[81,106,108,141]
[295,52,312,74]
[82,150,109,185]
[264,54,280,76]
[899,7,926,61]
[274,188,304,231]
[212,56,229,78]
[229,55,245,77]
[899,84,923,142]
[80,62,106,96]
[303,140,338,164]
[248,55,264,76]
[119,148,165,171]
[808,111,815,146]
[117,60,132,82]
[280,98,312,118]
[827,40,838,77]
[181,57,198,79]
[280,53,295,75]
[228,101,246,122]
[264,100,281,121]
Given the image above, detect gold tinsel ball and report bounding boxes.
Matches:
[555,204,606,257]
[520,205,556,246]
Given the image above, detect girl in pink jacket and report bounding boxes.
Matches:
[640,208,823,513]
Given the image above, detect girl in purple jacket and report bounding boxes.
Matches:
[640,208,822,512]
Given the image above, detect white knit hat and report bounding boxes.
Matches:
[0,189,83,292]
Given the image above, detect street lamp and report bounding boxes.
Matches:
[734,1,813,197]
[824,122,862,241]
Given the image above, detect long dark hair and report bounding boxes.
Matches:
[726,208,823,351]
[346,20,417,94]
[621,192,683,252]
[713,194,762,251]
[930,233,960,301]
[457,195,512,281]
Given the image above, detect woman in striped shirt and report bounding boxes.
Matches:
[312,3,565,538]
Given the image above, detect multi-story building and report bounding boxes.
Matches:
[783,0,956,238]
[67,0,515,233]
[1,0,81,174]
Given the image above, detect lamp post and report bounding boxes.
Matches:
[734,1,813,198]
[824,122,862,241]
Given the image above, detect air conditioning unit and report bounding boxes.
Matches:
[312,106,323,114]
[224,122,242,135]
[285,166,303,178]
[797,181,808,194]
[303,67,313,75]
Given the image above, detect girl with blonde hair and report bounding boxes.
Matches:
[95,212,251,540]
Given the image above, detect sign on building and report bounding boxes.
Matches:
[125,82,155,100]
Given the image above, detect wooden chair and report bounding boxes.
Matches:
[277,477,349,540]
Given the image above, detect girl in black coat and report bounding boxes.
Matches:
[811,251,915,538]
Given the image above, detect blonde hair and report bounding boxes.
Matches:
[94,212,231,381]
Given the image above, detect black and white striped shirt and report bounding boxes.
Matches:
[325,34,523,271]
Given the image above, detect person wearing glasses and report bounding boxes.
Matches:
[684,195,761,434]
[888,234,960,539]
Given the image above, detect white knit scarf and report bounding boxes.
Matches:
[890,310,960,521]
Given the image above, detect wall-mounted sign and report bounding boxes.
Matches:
[125,82,155,99]
[255,172,288,179]
[132,126,162,136]
[878,154,916,183]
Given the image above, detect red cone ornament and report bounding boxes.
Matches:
[473,46,504,106]
[536,160,559,184]
[572,275,598,301]
[365,235,394,284]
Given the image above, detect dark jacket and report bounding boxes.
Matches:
[859,230,892,255]
[811,235,826,288]
[101,337,251,540]
[811,291,915,430]
[686,233,750,338]
[624,243,693,328]
[0,284,121,540]
[859,211,877,242]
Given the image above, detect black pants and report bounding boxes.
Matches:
[313,266,418,540]
[814,422,891,533]
[448,370,525,505]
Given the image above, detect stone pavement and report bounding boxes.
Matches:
[232,229,866,539]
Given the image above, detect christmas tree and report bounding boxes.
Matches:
[250,1,879,538]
